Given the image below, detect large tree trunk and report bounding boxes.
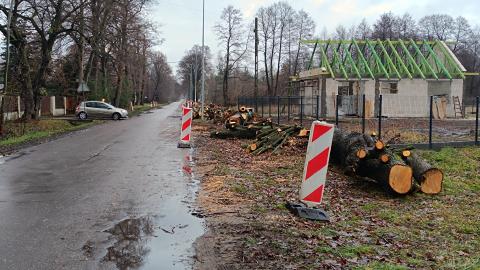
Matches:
[263,35,271,96]
[331,130,374,174]
[357,157,413,195]
[332,129,413,195]
[403,152,443,194]
[223,40,230,106]
[18,43,35,120]
[268,36,275,96]
[274,26,284,96]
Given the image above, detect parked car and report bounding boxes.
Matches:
[76,101,128,120]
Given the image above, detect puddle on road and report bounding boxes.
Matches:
[102,149,204,270]
[103,217,155,269]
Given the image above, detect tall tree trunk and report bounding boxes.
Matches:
[292,32,303,77]
[269,37,275,96]
[274,26,284,96]
[18,42,35,120]
[223,40,230,106]
[263,37,271,96]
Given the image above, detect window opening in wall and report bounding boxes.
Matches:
[380,82,398,94]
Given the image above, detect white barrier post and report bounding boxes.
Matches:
[178,105,193,148]
[287,120,334,221]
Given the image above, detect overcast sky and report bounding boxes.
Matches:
[148,0,480,74]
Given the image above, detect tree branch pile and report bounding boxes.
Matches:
[208,105,305,154]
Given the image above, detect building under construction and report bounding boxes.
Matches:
[293,39,471,118]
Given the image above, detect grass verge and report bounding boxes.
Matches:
[129,104,162,117]
[0,119,101,147]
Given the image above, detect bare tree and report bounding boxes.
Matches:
[372,12,397,39]
[395,13,417,39]
[335,24,348,40]
[355,18,371,39]
[289,10,315,77]
[148,52,176,102]
[273,2,294,95]
[418,14,454,41]
[177,45,212,101]
[451,16,471,52]
[0,0,85,120]
[214,5,247,105]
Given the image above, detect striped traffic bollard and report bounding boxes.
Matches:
[286,120,334,221]
[177,105,193,148]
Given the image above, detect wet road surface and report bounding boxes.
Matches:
[0,102,204,270]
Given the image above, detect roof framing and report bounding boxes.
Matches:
[300,39,468,80]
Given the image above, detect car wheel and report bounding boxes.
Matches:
[112,113,121,120]
[78,112,87,120]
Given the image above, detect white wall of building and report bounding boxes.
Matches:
[312,78,464,118]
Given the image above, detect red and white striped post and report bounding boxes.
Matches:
[287,121,334,221]
[178,105,193,148]
[299,121,334,206]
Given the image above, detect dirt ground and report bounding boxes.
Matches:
[192,121,480,270]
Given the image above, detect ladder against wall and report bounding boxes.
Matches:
[453,96,463,118]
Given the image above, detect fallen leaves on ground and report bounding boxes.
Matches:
[193,122,480,270]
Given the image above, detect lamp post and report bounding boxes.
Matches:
[200,0,205,120]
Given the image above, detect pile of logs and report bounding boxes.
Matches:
[332,129,443,195]
[210,115,304,155]
[246,125,303,155]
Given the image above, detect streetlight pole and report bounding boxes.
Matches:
[200,0,205,120]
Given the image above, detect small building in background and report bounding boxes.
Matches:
[293,39,470,119]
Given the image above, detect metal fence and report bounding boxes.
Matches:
[238,95,480,149]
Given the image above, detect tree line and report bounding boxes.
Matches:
[0,0,178,125]
[177,2,479,106]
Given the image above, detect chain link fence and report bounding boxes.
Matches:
[238,95,480,148]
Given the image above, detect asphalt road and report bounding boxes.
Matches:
[0,102,204,270]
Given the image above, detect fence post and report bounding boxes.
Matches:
[335,95,339,127]
[300,96,304,126]
[277,96,280,125]
[287,95,291,121]
[260,97,263,117]
[378,95,382,139]
[269,96,272,117]
[429,96,433,149]
[237,96,240,111]
[316,95,320,120]
[475,96,479,145]
[362,94,366,134]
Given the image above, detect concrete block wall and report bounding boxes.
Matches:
[325,79,338,117]
[302,77,464,118]
[1,95,67,121]
[50,96,67,117]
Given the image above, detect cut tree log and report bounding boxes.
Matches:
[357,157,413,195]
[331,129,374,174]
[250,125,302,155]
[402,152,443,194]
[331,129,414,195]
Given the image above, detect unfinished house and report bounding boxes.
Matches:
[294,40,470,119]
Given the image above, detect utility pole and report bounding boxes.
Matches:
[190,65,195,101]
[200,0,206,120]
[254,17,258,111]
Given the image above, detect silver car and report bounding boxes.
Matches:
[76,101,128,120]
